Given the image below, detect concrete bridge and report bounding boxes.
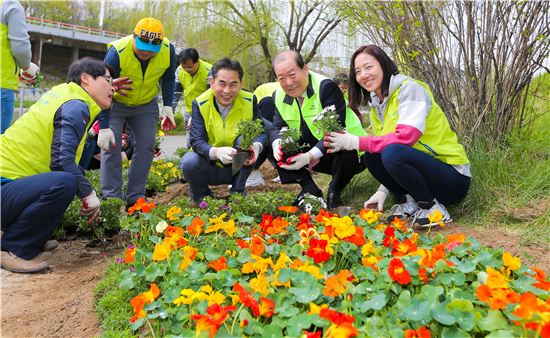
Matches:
[26,16,128,70]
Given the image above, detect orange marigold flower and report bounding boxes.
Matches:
[191,303,236,338]
[513,292,550,325]
[325,323,359,338]
[152,239,172,261]
[362,255,381,271]
[306,238,331,264]
[187,217,204,236]
[278,205,298,213]
[404,326,431,338]
[343,226,367,246]
[527,267,550,291]
[315,209,334,224]
[388,258,412,285]
[250,236,265,256]
[124,247,136,264]
[130,283,160,323]
[236,239,249,249]
[259,297,275,318]
[324,269,352,297]
[390,216,408,232]
[208,256,228,272]
[392,238,418,257]
[418,267,429,284]
[127,197,156,214]
[476,284,520,310]
[418,244,447,269]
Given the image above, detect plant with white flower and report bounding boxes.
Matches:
[312,105,342,135]
[279,126,307,154]
[298,193,327,214]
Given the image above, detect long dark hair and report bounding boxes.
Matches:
[348,45,398,111]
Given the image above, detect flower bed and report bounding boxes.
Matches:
[115,200,550,337]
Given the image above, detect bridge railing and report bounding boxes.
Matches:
[26,16,127,39]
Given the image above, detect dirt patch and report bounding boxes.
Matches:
[1,164,548,337]
[1,240,121,338]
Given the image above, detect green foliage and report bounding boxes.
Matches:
[237,119,265,150]
[279,127,307,154]
[94,261,136,338]
[174,147,189,159]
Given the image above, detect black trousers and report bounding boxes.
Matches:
[274,150,366,194]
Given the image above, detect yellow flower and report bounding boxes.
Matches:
[209,213,227,225]
[290,259,324,279]
[325,216,356,239]
[502,252,521,271]
[166,206,182,221]
[361,240,376,256]
[250,273,270,296]
[152,239,172,261]
[272,251,292,272]
[320,233,339,255]
[486,267,509,289]
[308,303,329,315]
[173,288,195,306]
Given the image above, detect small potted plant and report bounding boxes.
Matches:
[279,126,307,165]
[233,119,264,174]
[312,105,343,135]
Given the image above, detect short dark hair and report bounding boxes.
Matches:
[348,45,398,111]
[211,57,243,80]
[66,57,112,85]
[177,48,199,64]
[334,72,349,85]
[272,50,305,74]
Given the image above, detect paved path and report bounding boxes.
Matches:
[159,134,188,160]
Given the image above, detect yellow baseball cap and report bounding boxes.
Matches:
[133,17,164,52]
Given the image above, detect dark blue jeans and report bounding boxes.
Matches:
[364,144,470,205]
[1,172,77,259]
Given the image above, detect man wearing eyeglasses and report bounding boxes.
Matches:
[172,48,212,131]
[98,17,176,209]
[0,58,114,273]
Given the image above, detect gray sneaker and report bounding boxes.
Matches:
[412,199,452,227]
[1,251,49,273]
[387,195,419,221]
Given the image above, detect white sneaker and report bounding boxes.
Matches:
[246,170,265,187]
[271,176,281,183]
[412,199,452,227]
[387,195,419,221]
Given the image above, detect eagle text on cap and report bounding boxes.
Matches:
[140,30,161,40]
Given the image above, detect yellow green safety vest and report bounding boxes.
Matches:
[108,35,170,106]
[195,88,254,147]
[176,59,212,113]
[253,82,280,101]
[0,0,18,90]
[370,79,469,165]
[0,82,101,179]
[274,71,367,140]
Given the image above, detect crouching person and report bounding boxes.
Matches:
[0,57,114,273]
[181,58,267,203]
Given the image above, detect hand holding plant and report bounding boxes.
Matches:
[236,119,264,151]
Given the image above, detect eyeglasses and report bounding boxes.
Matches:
[100,75,113,85]
[134,33,162,45]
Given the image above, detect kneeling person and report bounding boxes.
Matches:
[0,57,113,273]
[180,58,267,203]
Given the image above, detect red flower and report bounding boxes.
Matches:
[418,267,429,284]
[236,239,249,249]
[259,297,275,318]
[388,258,412,285]
[297,213,313,231]
[303,331,322,338]
[383,226,396,247]
[306,238,331,264]
[392,238,418,257]
[319,308,355,325]
[208,256,227,271]
[233,282,260,317]
[191,303,236,338]
[404,326,431,338]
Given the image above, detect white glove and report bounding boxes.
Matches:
[250,142,262,162]
[81,191,101,223]
[214,147,236,164]
[280,152,312,171]
[19,62,40,83]
[97,128,116,151]
[272,139,283,162]
[160,106,176,131]
[324,131,359,153]
[364,186,388,211]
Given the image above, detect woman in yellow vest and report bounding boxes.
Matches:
[0,58,113,273]
[325,45,471,227]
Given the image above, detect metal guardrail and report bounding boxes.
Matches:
[26,16,127,40]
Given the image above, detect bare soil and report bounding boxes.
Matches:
[1,164,548,338]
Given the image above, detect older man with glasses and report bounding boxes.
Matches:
[98,17,177,210]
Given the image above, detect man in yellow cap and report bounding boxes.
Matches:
[98,17,176,209]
